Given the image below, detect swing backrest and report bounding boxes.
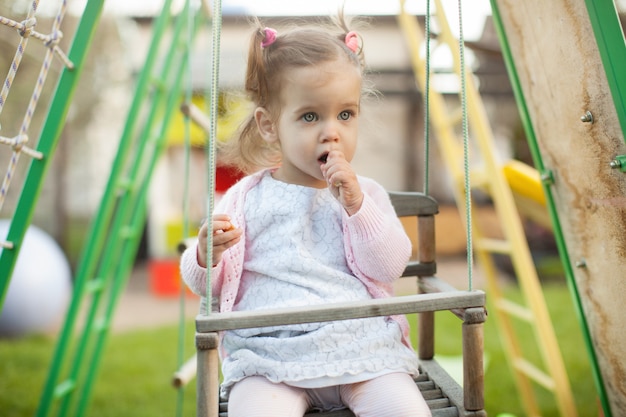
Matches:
[388,191,438,279]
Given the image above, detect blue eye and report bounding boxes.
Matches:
[339,111,352,121]
[302,113,317,122]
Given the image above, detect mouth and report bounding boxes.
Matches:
[318,152,329,164]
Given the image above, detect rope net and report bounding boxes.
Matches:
[0,0,74,249]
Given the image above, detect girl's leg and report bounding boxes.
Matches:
[228,376,310,417]
[340,373,432,417]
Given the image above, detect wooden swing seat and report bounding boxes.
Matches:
[195,191,487,417]
[214,361,483,417]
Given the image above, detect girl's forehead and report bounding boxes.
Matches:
[282,59,362,85]
[277,62,362,109]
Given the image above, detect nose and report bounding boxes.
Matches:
[320,120,340,143]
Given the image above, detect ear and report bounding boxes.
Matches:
[254,107,278,143]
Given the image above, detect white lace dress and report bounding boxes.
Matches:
[220,173,418,396]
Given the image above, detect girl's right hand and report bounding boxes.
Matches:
[196,214,242,268]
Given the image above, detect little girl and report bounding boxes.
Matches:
[180,15,431,417]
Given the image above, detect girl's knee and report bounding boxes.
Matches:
[228,376,310,417]
[341,373,431,417]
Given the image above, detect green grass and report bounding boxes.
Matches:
[0,322,198,417]
[0,283,599,416]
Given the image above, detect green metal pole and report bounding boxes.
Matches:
[584,0,626,140]
[36,1,174,416]
[488,2,611,416]
[0,0,104,305]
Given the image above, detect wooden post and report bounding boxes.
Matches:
[463,307,486,411]
[196,332,219,417]
[418,304,434,360]
[172,354,198,388]
[418,215,436,360]
[417,215,436,264]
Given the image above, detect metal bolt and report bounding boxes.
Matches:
[580,111,594,123]
[575,258,587,268]
[610,159,622,169]
[540,170,554,185]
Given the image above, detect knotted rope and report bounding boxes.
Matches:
[0,0,74,242]
[456,0,474,291]
[203,0,223,315]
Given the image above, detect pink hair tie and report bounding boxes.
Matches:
[261,27,277,48]
[344,31,359,53]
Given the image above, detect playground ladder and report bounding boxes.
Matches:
[36,3,205,416]
[0,1,104,306]
[397,1,577,416]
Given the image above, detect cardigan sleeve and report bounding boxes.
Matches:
[180,243,208,296]
[179,180,241,298]
[343,177,411,283]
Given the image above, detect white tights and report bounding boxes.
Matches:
[228,373,432,417]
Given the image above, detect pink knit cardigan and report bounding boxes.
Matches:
[180,169,414,348]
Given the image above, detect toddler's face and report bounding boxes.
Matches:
[269,59,362,188]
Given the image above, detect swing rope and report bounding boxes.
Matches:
[456,0,474,291]
[174,1,196,415]
[423,0,431,196]
[204,0,223,315]
[422,0,473,291]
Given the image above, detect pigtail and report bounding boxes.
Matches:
[218,19,282,174]
[245,20,268,106]
[333,10,365,69]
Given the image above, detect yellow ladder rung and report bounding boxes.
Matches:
[53,379,76,398]
[495,298,534,322]
[513,358,556,391]
[446,106,464,127]
[475,238,511,254]
[469,169,490,189]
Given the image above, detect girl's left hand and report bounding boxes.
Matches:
[321,150,363,216]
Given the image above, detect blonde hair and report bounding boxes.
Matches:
[219,14,367,174]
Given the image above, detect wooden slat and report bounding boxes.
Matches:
[474,237,511,254]
[388,191,438,216]
[420,361,488,417]
[402,260,436,277]
[300,363,457,417]
[495,298,534,322]
[419,276,472,320]
[513,357,555,390]
[196,291,485,333]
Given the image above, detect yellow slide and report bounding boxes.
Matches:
[502,160,551,229]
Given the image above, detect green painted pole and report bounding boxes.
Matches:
[584,0,626,140]
[0,0,104,306]
[489,2,611,416]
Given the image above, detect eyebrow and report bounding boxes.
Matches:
[293,100,359,113]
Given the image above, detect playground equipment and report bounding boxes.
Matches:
[398,1,578,415]
[490,1,626,415]
[0,0,625,416]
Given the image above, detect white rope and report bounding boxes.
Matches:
[203,0,223,316]
[0,0,73,216]
[456,0,474,291]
